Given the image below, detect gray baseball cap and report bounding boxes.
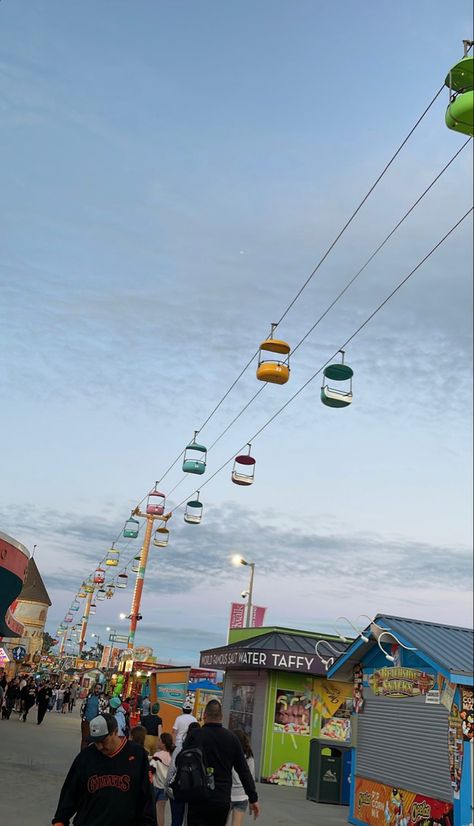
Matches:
[88,713,116,742]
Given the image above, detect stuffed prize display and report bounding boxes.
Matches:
[113,675,124,697]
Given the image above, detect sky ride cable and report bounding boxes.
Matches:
[66,140,471,610]
[138,84,449,488]
[169,206,473,514]
[158,139,473,493]
[64,89,461,612]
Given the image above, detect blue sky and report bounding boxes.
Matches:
[1,1,472,664]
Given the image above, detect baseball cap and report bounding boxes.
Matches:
[88,714,116,742]
[183,700,193,711]
[109,696,122,710]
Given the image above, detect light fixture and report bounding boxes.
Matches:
[241,590,250,599]
[336,616,370,643]
[232,554,245,566]
[315,640,342,671]
[377,630,417,662]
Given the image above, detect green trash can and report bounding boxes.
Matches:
[307,739,345,804]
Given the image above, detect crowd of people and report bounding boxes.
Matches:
[2,674,260,824]
[0,674,80,723]
[52,689,260,826]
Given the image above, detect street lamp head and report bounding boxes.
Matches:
[241,590,250,599]
[119,613,127,620]
[232,554,245,566]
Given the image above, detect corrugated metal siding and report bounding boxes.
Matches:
[356,691,453,801]
[378,615,474,676]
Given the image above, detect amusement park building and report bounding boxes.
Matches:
[10,557,52,666]
[199,626,352,793]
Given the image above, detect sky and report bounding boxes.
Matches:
[0,1,472,666]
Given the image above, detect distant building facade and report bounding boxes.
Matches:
[12,558,52,663]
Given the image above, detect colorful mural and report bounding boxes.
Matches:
[354,776,453,826]
[261,671,351,787]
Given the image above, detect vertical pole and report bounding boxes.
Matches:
[59,630,68,656]
[128,516,154,648]
[149,672,157,704]
[79,592,93,655]
[246,564,255,628]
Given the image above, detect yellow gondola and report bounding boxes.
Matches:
[257,324,291,385]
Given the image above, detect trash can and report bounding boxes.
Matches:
[307,739,351,805]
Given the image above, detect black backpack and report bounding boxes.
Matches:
[170,746,214,803]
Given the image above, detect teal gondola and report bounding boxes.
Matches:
[321,351,353,408]
[183,432,207,475]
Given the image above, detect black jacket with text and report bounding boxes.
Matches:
[52,738,156,826]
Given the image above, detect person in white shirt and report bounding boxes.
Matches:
[142,695,151,717]
[172,700,198,748]
[226,729,256,826]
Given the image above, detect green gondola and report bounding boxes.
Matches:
[445,44,474,137]
[321,351,354,408]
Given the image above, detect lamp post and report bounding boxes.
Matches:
[106,626,117,669]
[91,633,101,661]
[232,555,256,628]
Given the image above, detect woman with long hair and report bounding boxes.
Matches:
[150,732,174,826]
[227,729,255,825]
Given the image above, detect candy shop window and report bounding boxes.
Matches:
[273,688,311,736]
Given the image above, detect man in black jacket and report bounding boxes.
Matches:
[52,712,156,826]
[183,699,260,826]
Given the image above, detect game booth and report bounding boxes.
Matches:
[327,614,474,826]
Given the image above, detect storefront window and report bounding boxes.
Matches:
[274,688,311,736]
[229,683,256,738]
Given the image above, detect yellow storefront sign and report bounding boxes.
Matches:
[312,678,352,717]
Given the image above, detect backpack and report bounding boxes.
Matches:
[170,746,214,803]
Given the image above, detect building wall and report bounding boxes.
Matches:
[12,599,49,660]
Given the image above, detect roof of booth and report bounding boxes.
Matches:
[327,614,474,683]
[200,628,348,677]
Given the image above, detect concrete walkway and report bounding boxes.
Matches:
[0,706,349,825]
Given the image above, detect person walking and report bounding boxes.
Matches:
[80,684,107,749]
[4,678,19,719]
[68,682,78,712]
[226,730,255,825]
[109,695,128,736]
[172,700,197,749]
[141,695,151,718]
[141,702,163,755]
[182,700,259,826]
[52,712,156,826]
[36,681,53,725]
[149,733,173,826]
[62,686,71,713]
[56,685,65,713]
[20,677,37,722]
[166,721,201,826]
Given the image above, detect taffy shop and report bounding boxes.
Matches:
[200,626,353,793]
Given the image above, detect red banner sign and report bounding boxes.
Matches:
[251,605,267,627]
[354,776,453,826]
[229,602,246,629]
